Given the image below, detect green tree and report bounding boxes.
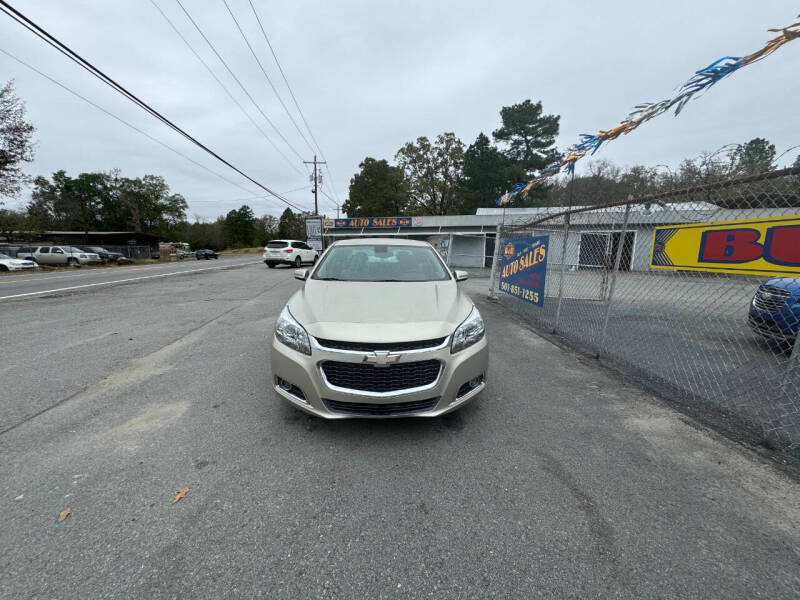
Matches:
[492,99,560,174]
[278,207,306,240]
[395,133,465,215]
[343,157,410,217]
[223,205,256,247]
[730,137,776,176]
[0,80,35,200]
[460,133,513,213]
[0,206,26,242]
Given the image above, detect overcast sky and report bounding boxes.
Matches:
[1,1,798,219]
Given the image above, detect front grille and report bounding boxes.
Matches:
[321,360,441,393]
[315,337,446,352]
[323,397,439,415]
[753,286,790,312]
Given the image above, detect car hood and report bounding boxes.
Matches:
[287,280,473,342]
[2,258,33,266]
[764,277,800,297]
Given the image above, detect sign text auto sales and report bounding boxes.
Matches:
[499,235,549,306]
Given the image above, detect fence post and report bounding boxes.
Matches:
[596,201,631,359]
[552,213,571,333]
[487,224,502,299]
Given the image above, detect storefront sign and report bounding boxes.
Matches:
[499,235,549,306]
[331,217,413,228]
[650,215,800,276]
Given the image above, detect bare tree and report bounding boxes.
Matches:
[0,80,36,200]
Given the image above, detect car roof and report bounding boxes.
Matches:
[332,238,432,247]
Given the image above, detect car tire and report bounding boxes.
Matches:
[312,255,318,264]
[295,256,302,268]
[267,263,276,268]
[0,264,8,271]
[67,257,78,266]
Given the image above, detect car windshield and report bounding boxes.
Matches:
[313,244,451,282]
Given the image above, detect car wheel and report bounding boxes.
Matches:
[0,264,8,271]
[267,263,276,268]
[67,257,78,266]
[295,256,302,268]
[312,254,318,264]
[196,256,201,260]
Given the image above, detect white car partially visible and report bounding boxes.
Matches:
[0,252,37,271]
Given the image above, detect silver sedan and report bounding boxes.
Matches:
[270,238,488,418]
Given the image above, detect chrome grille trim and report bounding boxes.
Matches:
[318,360,444,398]
[311,335,449,355]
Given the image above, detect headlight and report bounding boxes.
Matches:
[275,305,311,355]
[451,306,485,353]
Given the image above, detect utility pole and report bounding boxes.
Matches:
[303,155,326,215]
[336,205,339,219]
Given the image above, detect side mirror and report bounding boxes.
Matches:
[294,269,309,281]
[454,270,468,282]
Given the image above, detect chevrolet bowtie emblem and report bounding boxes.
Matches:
[363,351,402,367]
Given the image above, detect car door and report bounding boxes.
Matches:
[293,242,308,263]
[35,247,52,264]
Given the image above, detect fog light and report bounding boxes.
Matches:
[275,376,307,403]
[456,374,484,398]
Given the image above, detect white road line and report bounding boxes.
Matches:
[0,260,261,301]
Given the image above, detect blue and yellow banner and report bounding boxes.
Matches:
[650,214,800,276]
[499,236,549,306]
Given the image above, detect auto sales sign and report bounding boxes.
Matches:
[499,235,549,306]
[650,215,800,276]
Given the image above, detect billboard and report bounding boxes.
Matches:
[650,215,800,276]
[330,217,413,228]
[499,235,549,306]
[305,217,323,251]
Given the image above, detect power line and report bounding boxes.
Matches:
[220,0,314,156]
[172,0,306,164]
[0,46,311,216]
[148,0,304,178]
[246,0,341,209]
[0,0,304,211]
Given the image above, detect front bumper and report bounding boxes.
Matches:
[748,306,799,340]
[270,334,488,419]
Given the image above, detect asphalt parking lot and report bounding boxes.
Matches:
[499,269,800,449]
[2,264,799,598]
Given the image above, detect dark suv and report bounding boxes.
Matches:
[76,246,124,263]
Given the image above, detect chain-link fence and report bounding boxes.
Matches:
[489,167,800,454]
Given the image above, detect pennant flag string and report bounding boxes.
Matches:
[517,14,800,200]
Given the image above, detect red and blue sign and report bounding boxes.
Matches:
[650,215,800,276]
[499,235,549,306]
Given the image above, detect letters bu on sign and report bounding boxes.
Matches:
[650,215,800,276]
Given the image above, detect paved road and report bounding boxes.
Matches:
[0,255,260,300]
[1,265,799,598]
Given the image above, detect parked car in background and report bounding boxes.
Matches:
[748,277,800,348]
[0,252,37,271]
[31,246,102,266]
[195,249,219,260]
[14,246,37,260]
[76,246,124,263]
[263,240,318,268]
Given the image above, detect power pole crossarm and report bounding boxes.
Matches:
[303,154,326,215]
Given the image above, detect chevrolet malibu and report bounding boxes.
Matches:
[270,239,488,418]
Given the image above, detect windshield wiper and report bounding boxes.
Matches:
[315,277,343,281]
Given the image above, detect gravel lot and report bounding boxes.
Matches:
[2,264,799,598]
